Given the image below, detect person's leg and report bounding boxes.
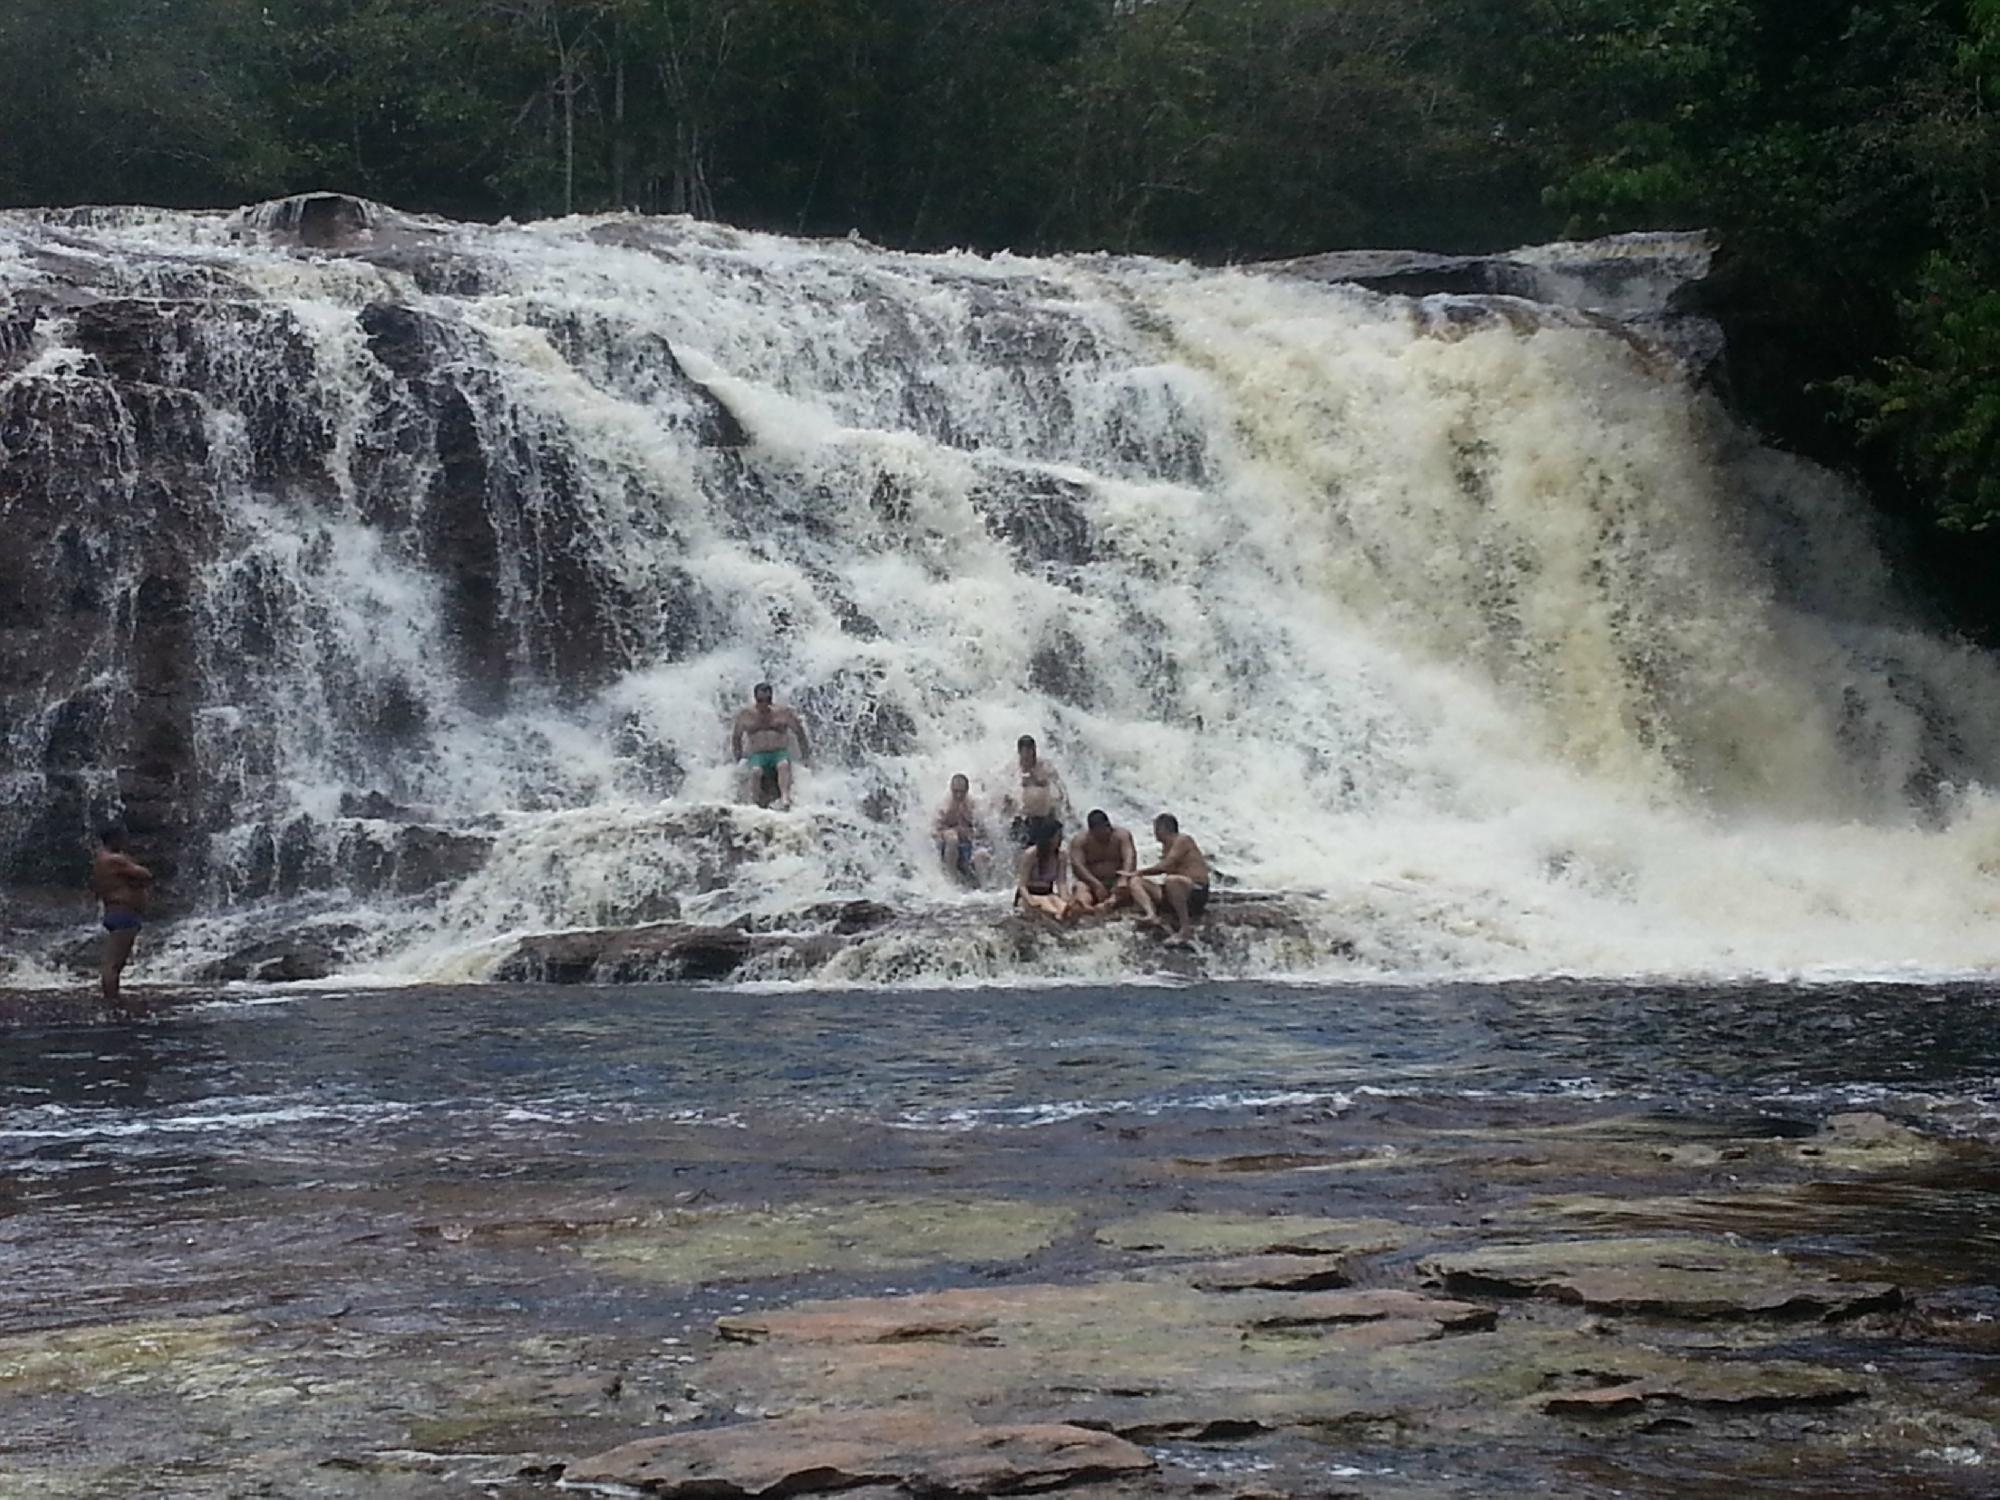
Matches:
[1161,876,1195,937]
[741,762,761,803]
[1128,877,1161,924]
[776,755,794,809]
[956,838,977,881]
[101,927,138,1006]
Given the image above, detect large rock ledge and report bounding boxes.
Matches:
[489,893,1336,985]
[558,1219,1905,1490]
[1421,1235,1902,1321]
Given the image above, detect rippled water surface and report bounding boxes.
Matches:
[4,980,1999,1498]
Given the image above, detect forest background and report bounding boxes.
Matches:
[3,0,1998,633]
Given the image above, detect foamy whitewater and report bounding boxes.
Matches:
[5,199,2000,984]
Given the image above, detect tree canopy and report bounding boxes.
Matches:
[3,0,1997,574]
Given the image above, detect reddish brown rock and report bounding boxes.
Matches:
[568,1409,1152,1496]
[1178,1253,1353,1293]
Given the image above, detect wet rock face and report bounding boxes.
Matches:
[494,922,754,984]
[0,207,767,923]
[970,468,1094,572]
[0,306,218,894]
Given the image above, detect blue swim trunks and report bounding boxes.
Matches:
[744,748,791,772]
[101,909,143,933]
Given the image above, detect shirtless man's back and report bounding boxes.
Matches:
[89,826,153,1008]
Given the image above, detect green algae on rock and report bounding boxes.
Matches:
[1420,1236,1901,1320]
[581,1197,1076,1285]
[0,1317,253,1396]
[687,1266,1887,1454]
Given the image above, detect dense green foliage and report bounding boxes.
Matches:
[1,1,1997,553]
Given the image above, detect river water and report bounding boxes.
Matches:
[4,979,1998,1496]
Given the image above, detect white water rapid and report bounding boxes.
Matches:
[5,200,2000,985]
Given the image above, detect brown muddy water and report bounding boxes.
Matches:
[2,979,1997,1498]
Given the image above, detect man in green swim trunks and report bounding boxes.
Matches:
[731,682,812,810]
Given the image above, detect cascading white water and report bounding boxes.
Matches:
[6,198,2000,984]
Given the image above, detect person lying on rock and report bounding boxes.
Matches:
[90,824,154,1009]
[998,734,1070,847]
[1124,813,1211,943]
[1069,809,1137,918]
[933,774,991,885]
[730,682,811,810]
[1015,823,1078,923]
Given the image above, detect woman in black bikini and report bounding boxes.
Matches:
[1014,824,1077,922]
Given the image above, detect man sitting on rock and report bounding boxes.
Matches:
[730,682,812,810]
[933,774,991,885]
[1124,813,1211,943]
[1068,810,1137,917]
[90,825,154,1009]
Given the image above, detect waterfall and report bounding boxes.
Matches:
[5,196,2000,984]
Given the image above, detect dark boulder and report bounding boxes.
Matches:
[493,923,754,984]
[250,193,378,249]
[202,938,342,984]
[1265,248,1542,300]
[969,467,1093,570]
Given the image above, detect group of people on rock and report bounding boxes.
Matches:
[934,734,1213,942]
[734,686,1213,940]
[87,685,1210,1007]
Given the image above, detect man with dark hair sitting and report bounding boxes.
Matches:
[1069,809,1137,917]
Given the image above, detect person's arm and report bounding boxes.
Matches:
[789,710,812,764]
[1116,831,1138,877]
[113,853,154,884]
[1140,835,1192,879]
[1068,840,1104,897]
[1135,837,1180,879]
[729,714,744,760]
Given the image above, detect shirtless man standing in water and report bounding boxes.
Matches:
[730,682,811,809]
[999,735,1069,848]
[1125,812,1211,941]
[90,825,154,1008]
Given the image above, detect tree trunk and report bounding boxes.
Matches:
[612,28,628,209]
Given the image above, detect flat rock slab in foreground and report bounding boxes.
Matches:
[1423,1235,1901,1320]
[682,1250,1890,1450]
[570,1409,1152,1496]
